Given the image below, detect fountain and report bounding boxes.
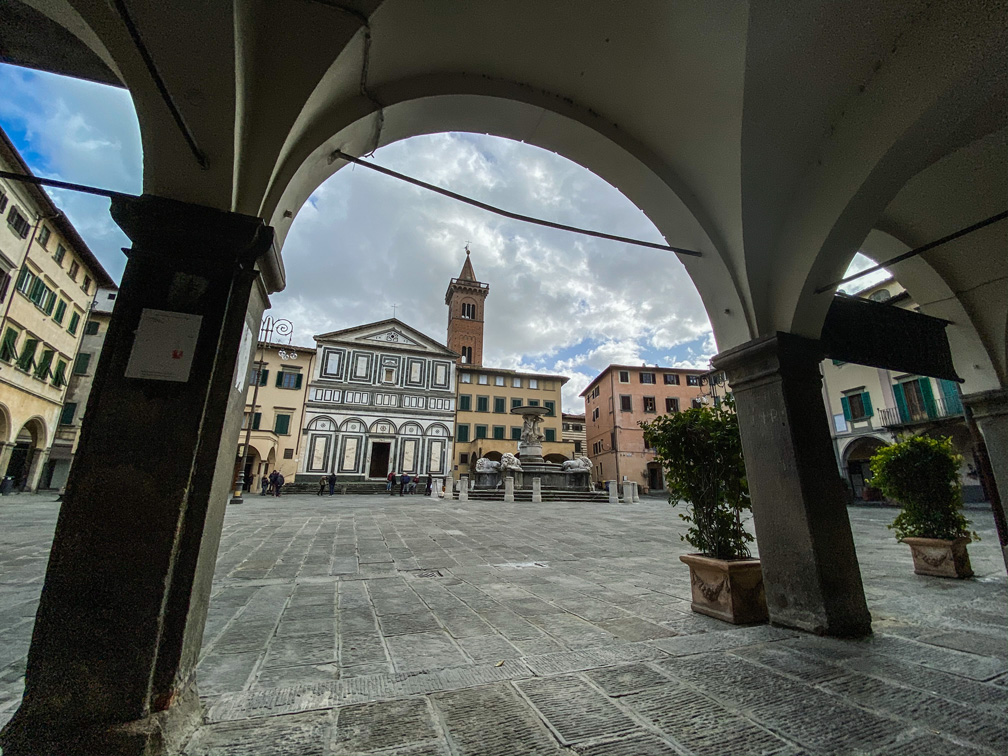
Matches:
[472,405,592,492]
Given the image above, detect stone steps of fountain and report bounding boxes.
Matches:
[464,489,610,503]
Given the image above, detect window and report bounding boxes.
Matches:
[274,413,291,435]
[544,400,555,416]
[7,206,30,238]
[73,353,92,375]
[52,359,67,387]
[383,367,395,383]
[512,377,522,388]
[68,311,81,335]
[68,260,79,281]
[664,373,679,385]
[461,302,476,319]
[250,368,269,386]
[591,386,600,399]
[460,452,469,465]
[0,328,17,362]
[665,397,679,413]
[592,407,600,421]
[15,266,34,296]
[529,378,538,389]
[283,448,294,459]
[35,349,54,380]
[459,394,472,411]
[84,321,100,336]
[619,395,632,411]
[510,426,522,441]
[53,244,65,266]
[60,402,77,426]
[643,396,656,413]
[692,398,704,409]
[544,428,556,442]
[573,440,582,454]
[81,276,92,295]
[493,397,506,413]
[242,412,261,430]
[460,372,472,383]
[37,226,51,248]
[841,390,873,422]
[618,370,630,383]
[478,374,488,385]
[493,426,505,440]
[687,375,701,386]
[17,338,38,372]
[0,270,9,303]
[528,399,539,407]
[276,370,303,389]
[461,345,473,363]
[0,191,6,213]
[476,396,489,412]
[640,372,656,384]
[53,299,67,325]
[475,425,488,439]
[457,424,470,442]
[511,398,522,410]
[495,375,504,386]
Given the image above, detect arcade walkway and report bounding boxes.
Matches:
[1,494,1005,755]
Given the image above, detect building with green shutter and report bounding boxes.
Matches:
[821,278,981,502]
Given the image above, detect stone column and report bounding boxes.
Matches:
[443,477,453,500]
[962,388,1008,572]
[0,442,13,484]
[458,475,468,501]
[712,333,871,637]
[25,446,50,492]
[608,480,618,504]
[0,194,282,755]
[504,476,515,502]
[532,477,542,503]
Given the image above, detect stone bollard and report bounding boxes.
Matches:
[459,475,469,502]
[607,480,618,504]
[532,477,542,504]
[504,476,515,502]
[443,477,453,500]
[430,478,440,500]
[631,481,640,502]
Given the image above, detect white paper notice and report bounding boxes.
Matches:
[235,322,254,391]
[124,308,203,382]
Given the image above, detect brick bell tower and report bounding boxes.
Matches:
[445,245,489,365]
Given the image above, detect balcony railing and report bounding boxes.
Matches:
[877,394,964,428]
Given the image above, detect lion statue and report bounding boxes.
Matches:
[475,457,501,473]
[561,456,592,472]
[499,452,523,472]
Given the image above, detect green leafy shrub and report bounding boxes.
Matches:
[869,435,975,541]
[641,395,753,559]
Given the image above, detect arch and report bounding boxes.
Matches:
[425,423,450,438]
[18,416,48,449]
[307,416,337,431]
[839,435,889,468]
[544,453,568,464]
[482,450,502,462]
[399,422,423,436]
[340,417,366,433]
[368,418,398,434]
[0,403,12,445]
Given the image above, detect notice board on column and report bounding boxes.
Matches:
[125,308,202,382]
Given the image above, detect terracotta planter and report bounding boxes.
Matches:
[679,553,768,624]
[901,536,974,578]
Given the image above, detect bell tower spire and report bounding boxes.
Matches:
[445,244,489,365]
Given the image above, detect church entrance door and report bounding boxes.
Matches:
[369,442,391,478]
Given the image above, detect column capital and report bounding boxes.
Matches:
[110,193,285,294]
[711,332,824,390]
[962,387,1008,422]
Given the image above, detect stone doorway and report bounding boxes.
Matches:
[369,442,391,478]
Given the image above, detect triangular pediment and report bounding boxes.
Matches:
[361,328,420,347]
[314,318,458,357]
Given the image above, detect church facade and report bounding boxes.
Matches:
[299,319,457,483]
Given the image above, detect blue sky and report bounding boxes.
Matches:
[0,62,888,410]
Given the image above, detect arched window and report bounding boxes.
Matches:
[461,302,476,319]
[461,346,473,363]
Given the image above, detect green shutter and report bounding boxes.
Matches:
[276,371,283,387]
[54,300,67,324]
[940,379,963,415]
[35,349,54,379]
[275,414,291,435]
[252,412,261,430]
[511,427,521,441]
[493,426,505,440]
[545,400,555,416]
[545,428,556,442]
[295,373,303,389]
[494,397,505,413]
[15,267,29,291]
[59,402,77,425]
[918,378,937,418]
[893,383,909,423]
[74,353,91,375]
[860,391,873,418]
[457,424,469,442]
[1,329,17,362]
[17,339,37,371]
[459,395,471,411]
[68,311,80,335]
[840,396,851,421]
[259,369,268,386]
[511,398,522,409]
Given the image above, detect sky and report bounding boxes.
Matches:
[0,63,891,412]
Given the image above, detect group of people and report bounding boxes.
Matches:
[316,474,339,496]
[260,470,284,496]
[386,471,434,496]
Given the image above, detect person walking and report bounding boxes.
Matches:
[268,470,277,495]
[399,473,409,496]
[425,474,433,496]
[260,474,269,496]
[387,470,395,494]
[317,477,326,496]
[328,473,336,496]
[274,471,284,497]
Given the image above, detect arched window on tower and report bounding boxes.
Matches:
[461,346,473,363]
[461,302,476,319]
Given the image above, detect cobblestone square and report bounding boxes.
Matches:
[1,493,1005,754]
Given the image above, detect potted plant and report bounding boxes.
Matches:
[869,435,977,578]
[641,395,767,624]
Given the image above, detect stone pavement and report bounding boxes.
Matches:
[1,492,1006,755]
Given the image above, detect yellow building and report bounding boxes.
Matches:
[0,126,115,491]
[235,341,316,489]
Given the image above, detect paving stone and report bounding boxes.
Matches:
[433,683,566,756]
[919,629,1008,659]
[340,634,389,666]
[867,634,1008,681]
[649,624,797,656]
[385,631,468,673]
[256,663,339,689]
[184,710,331,755]
[378,611,442,636]
[523,642,664,677]
[456,633,521,662]
[515,675,640,745]
[332,697,439,754]
[196,651,259,696]
[583,663,672,696]
[597,616,678,642]
[880,731,994,756]
[262,634,336,668]
[729,643,846,684]
[573,732,681,755]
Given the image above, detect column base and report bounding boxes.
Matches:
[0,685,201,756]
